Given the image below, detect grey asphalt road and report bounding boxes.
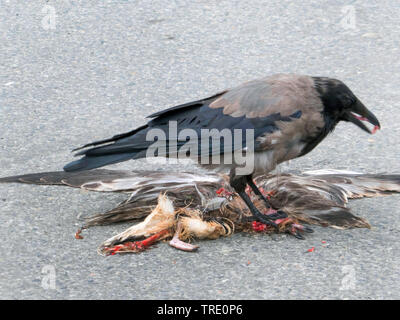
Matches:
[1,0,399,300]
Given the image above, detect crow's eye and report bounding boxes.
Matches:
[343,96,355,108]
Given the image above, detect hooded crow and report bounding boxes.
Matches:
[63,74,381,229]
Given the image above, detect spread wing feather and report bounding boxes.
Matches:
[1,169,399,229]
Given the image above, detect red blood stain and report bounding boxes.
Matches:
[216,187,233,198]
[263,190,276,200]
[371,125,379,134]
[75,229,84,239]
[353,115,380,134]
[252,221,267,232]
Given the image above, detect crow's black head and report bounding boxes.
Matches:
[313,77,380,134]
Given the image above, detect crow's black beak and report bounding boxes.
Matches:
[344,100,381,134]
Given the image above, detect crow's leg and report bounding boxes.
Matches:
[229,172,278,229]
[237,191,279,228]
[246,175,287,220]
[246,176,271,206]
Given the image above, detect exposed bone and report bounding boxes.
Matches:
[169,221,199,252]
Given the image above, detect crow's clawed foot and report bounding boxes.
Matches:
[263,208,288,220]
[252,209,279,229]
[251,214,313,239]
[261,208,313,239]
[241,209,284,228]
[249,208,283,231]
[252,207,287,229]
[284,221,314,239]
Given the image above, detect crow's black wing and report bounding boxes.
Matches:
[64,76,308,172]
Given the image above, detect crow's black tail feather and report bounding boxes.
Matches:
[63,152,141,172]
[64,123,152,172]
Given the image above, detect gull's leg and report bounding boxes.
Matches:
[169,221,199,252]
[246,176,287,220]
[101,229,170,255]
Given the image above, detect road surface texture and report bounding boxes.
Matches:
[0,0,399,299]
